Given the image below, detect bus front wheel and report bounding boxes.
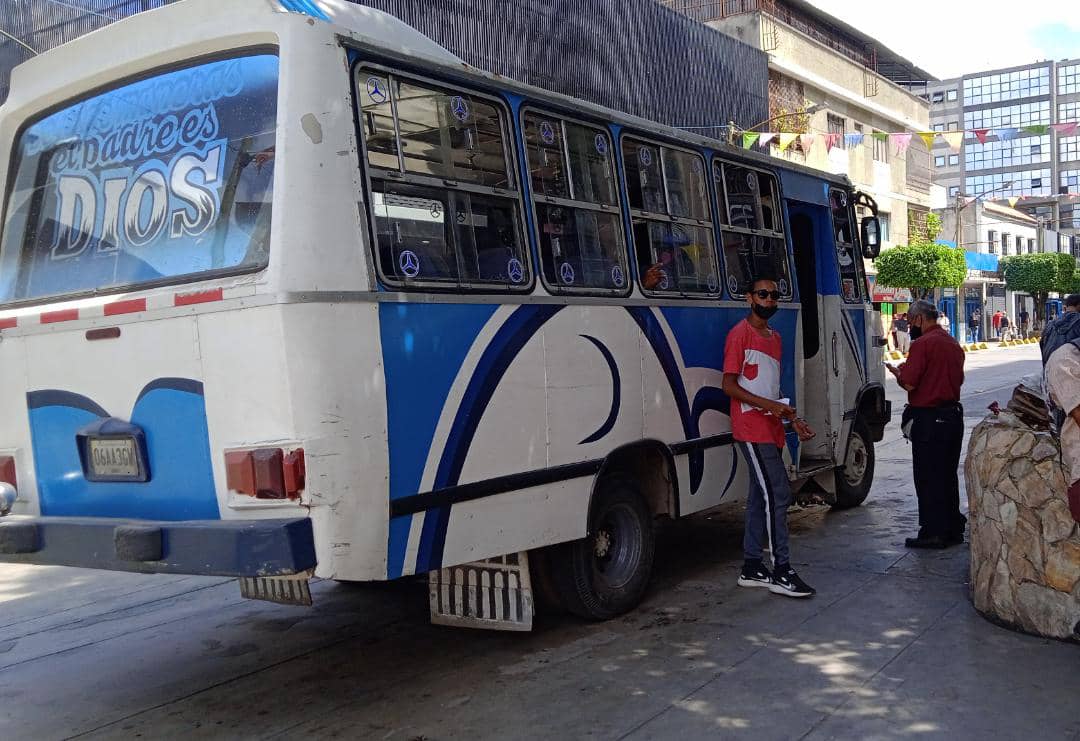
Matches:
[833,420,875,509]
[551,477,655,620]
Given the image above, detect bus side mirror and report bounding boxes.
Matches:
[861,216,882,259]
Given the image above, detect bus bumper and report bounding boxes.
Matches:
[0,516,316,577]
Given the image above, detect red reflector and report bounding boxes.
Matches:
[0,456,15,490]
[252,448,286,499]
[225,450,256,496]
[225,447,305,500]
[283,449,305,499]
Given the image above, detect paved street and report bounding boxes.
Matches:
[1,344,1077,741]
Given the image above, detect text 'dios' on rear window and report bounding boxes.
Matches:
[0,53,279,305]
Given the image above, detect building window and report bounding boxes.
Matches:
[949,185,960,197]
[1002,232,1011,255]
[879,212,891,242]
[965,135,1050,171]
[963,66,1050,106]
[1058,101,1080,123]
[1061,63,1080,95]
[1063,203,1080,229]
[947,89,958,101]
[988,230,997,254]
[932,123,945,132]
[873,131,889,162]
[932,92,944,103]
[966,169,1051,197]
[1062,170,1080,192]
[1028,238,1036,253]
[935,155,946,167]
[827,114,846,148]
[948,154,959,166]
[965,101,1050,130]
[1060,136,1080,163]
[1016,235,1024,253]
[947,121,959,131]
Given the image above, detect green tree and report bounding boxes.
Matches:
[874,213,963,300]
[1001,252,1077,323]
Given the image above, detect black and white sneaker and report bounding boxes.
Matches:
[737,561,774,589]
[769,566,816,598]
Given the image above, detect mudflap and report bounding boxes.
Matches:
[429,551,534,632]
[239,570,314,606]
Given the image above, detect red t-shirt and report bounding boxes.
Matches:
[723,318,786,448]
[897,324,965,407]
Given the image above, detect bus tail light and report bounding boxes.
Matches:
[0,456,15,491]
[225,448,305,500]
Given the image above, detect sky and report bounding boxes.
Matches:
[806,0,1080,80]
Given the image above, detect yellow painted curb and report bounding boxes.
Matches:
[979,343,988,350]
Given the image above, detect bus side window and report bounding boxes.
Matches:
[624,137,720,297]
[714,161,792,298]
[524,113,629,293]
[829,189,862,303]
[356,68,530,290]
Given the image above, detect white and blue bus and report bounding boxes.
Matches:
[0,0,888,629]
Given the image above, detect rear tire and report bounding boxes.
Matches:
[551,476,655,620]
[833,419,874,509]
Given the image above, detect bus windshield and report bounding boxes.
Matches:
[0,53,278,305]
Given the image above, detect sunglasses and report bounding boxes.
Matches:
[753,290,781,300]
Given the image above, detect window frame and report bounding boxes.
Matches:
[620,133,723,298]
[354,62,533,294]
[712,157,794,302]
[0,47,281,310]
[519,106,631,297]
[828,187,868,304]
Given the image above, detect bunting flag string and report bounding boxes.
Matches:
[733,119,1080,150]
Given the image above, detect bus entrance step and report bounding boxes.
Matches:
[429,551,534,632]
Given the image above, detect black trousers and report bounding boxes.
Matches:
[908,404,966,538]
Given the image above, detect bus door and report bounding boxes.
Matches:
[786,200,843,471]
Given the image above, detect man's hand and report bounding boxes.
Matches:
[885,363,901,378]
[764,400,796,420]
[793,418,816,441]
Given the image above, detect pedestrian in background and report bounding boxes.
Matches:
[1019,308,1030,338]
[1000,312,1011,341]
[992,310,1002,338]
[892,312,910,354]
[938,311,951,335]
[885,300,967,548]
[969,308,981,344]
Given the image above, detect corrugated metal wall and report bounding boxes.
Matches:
[0,0,768,130]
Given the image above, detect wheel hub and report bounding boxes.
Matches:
[593,529,612,558]
[845,435,868,485]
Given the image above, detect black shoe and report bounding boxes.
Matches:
[737,561,774,589]
[769,565,816,598]
[905,535,949,549]
[945,532,965,546]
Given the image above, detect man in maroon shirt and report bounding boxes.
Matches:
[885,300,967,548]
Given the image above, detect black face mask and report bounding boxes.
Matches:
[909,324,923,340]
[753,304,779,320]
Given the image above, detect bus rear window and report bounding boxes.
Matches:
[0,53,278,305]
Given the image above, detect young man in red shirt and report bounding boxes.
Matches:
[723,276,817,597]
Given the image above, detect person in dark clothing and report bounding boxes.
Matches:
[885,299,967,548]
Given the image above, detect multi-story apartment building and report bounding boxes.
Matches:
[662,0,935,324]
[927,60,1080,242]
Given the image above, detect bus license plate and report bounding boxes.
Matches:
[88,437,141,479]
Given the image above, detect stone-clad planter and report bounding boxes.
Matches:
[965,413,1080,642]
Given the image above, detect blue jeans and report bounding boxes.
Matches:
[969,327,979,343]
[737,442,792,567]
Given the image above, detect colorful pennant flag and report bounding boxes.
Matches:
[1022,124,1050,136]
[891,133,912,156]
[943,132,964,151]
[778,133,797,151]
[1008,197,1020,208]
[871,131,889,142]
[759,132,777,148]
[918,132,936,150]
[825,133,841,152]
[845,132,864,148]
[973,129,991,144]
[1052,122,1079,136]
[742,132,760,149]
[995,127,1020,141]
[800,133,816,153]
